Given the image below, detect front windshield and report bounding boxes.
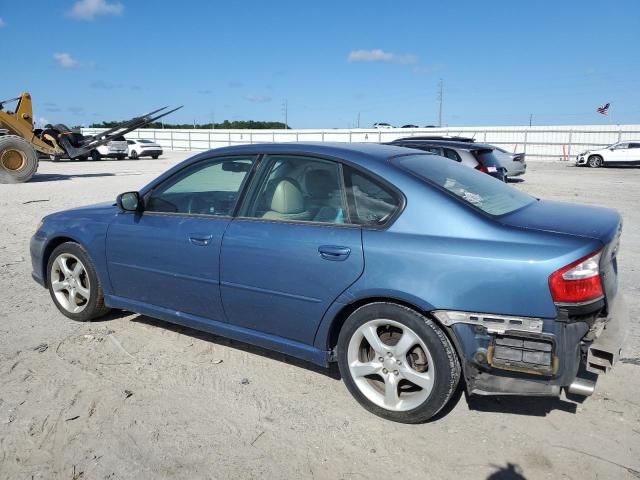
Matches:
[395,154,535,216]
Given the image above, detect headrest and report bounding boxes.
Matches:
[270,178,305,214]
[305,169,334,198]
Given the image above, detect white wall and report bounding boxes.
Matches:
[82,124,640,161]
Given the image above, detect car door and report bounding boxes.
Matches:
[606,142,629,164]
[220,154,364,345]
[106,155,256,321]
[627,143,640,164]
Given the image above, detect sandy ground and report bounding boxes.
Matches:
[1,153,639,480]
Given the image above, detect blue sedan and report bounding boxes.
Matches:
[31,143,626,423]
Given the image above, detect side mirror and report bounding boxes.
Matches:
[117,191,142,212]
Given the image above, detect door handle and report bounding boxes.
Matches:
[189,234,213,246]
[318,245,351,261]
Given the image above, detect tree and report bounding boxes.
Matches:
[89,119,290,129]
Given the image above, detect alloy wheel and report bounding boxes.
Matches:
[50,253,91,314]
[347,318,435,411]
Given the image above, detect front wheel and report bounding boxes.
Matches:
[129,150,139,159]
[587,155,603,168]
[151,154,159,159]
[47,242,110,321]
[90,150,101,162]
[337,302,460,423]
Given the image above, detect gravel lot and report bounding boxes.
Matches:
[1,153,639,480]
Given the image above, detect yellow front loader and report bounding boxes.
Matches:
[0,92,180,183]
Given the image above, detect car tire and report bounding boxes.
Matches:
[151,155,159,159]
[90,150,101,162]
[47,242,110,322]
[117,155,126,160]
[337,302,460,423]
[587,155,603,168]
[130,150,139,160]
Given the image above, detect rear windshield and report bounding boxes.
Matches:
[475,149,501,167]
[138,139,154,143]
[395,154,535,216]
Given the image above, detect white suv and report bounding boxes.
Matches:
[127,138,163,159]
[576,141,640,167]
[91,136,128,161]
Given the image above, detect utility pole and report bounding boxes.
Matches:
[357,111,361,128]
[282,99,288,129]
[437,79,444,128]
[529,114,533,127]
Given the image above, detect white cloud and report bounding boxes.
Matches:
[244,94,272,103]
[68,0,123,20]
[347,49,418,65]
[53,52,79,68]
[0,18,6,28]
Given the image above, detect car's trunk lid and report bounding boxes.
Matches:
[500,199,622,304]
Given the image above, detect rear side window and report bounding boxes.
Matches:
[443,148,461,162]
[344,167,401,226]
[395,154,534,216]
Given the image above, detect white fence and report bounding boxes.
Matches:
[82,124,640,161]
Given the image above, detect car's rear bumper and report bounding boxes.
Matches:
[439,297,627,397]
[137,149,163,157]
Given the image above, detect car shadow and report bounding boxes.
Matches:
[30,173,117,182]
[98,310,579,418]
[128,314,342,380]
[506,177,524,183]
[464,391,577,416]
[486,463,527,480]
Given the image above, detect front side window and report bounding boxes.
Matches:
[344,166,401,226]
[396,154,534,216]
[146,156,254,216]
[614,143,629,150]
[245,155,347,224]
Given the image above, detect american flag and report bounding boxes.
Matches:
[596,103,610,115]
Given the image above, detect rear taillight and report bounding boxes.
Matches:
[548,250,604,304]
[475,164,488,173]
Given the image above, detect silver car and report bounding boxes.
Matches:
[493,147,526,178]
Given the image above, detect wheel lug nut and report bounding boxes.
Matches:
[378,357,383,362]
[396,360,402,365]
[382,368,388,374]
[387,352,392,357]
[393,370,399,375]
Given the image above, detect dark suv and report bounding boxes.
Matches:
[387,139,507,181]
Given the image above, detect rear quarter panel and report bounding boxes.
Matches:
[318,173,601,348]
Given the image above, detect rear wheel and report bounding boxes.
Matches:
[117,155,126,160]
[129,150,139,159]
[337,302,460,423]
[0,135,39,183]
[588,155,603,168]
[151,154,159,159]
[47,242,110,321]
[90,150,101,162]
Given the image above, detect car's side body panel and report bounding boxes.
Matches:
[106,212,230,322]
[220,219,364,345]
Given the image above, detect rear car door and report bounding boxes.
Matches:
[220,154,364,345]
[606,142,629,164]
[627,143,640,163]
[106,155,255,321]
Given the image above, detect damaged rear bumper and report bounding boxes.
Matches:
[434,297,627,397]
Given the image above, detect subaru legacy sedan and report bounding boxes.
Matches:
[31,143,626,423]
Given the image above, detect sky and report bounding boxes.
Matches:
[1,0,639,128]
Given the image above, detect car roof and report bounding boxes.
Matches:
[389,139,494,151]
[191,142,424,166]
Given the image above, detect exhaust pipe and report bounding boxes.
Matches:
[567,377,596,396]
